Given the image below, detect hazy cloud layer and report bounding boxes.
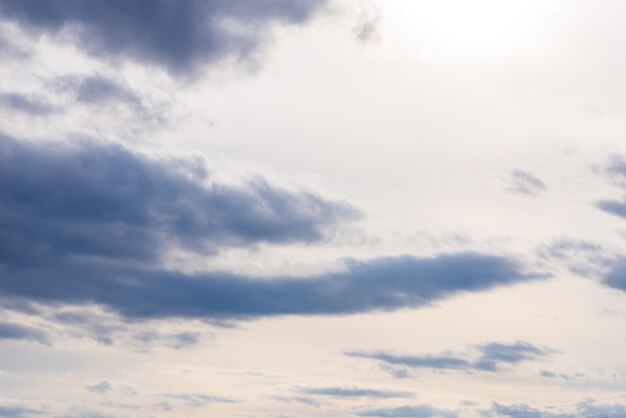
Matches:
[0,0,328,74]
[347,341,551,376]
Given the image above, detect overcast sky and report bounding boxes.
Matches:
[1,1,626,417]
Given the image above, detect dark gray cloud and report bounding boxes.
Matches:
[346,351,472,371]
[0,135,539,321]
[0,321,50,345]
[0,92,55,115]
[356,404,457,418]
[597,199,626,219]
[0,0,328,75]
[346,341,550,376]
[1,252,536,320]
[508,169,547,195]
[600,259,626,293]
[0,134,357,267]
[86,380,113,394]
[298,386,414,399]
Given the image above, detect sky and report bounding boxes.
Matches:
[1,1,626,417]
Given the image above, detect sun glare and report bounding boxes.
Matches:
[403,0,547,55]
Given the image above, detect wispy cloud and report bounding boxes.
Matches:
[508,169,547,195]
[297,386,414,399]
[346,341,552,377]
[86,380,113,394]
[161,393,237,407]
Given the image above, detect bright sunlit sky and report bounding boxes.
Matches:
[2,1,626,417]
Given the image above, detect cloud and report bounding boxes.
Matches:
[473,341,550,371]
[86,380,113,394]
[596,155,626,219]
[600,259,626,294]
[346,351,471,372]
[0,134,358,266]
[536,239,612,278]
[539,368,620,383]
[272,396,321,408]
[356,404,457,418]
[354,11,381,44]
[169,331,200,348]
[131,330,202,349]
[54,74,141,107]
[597,199,626,219]
[0,405,44,418]
[51,310,119,345]
[0,32,28,59]
[297,386,414,399]
[508,169,547,195]
[0,92,55,116]
[1,251,536,320]
[0,321,50,345]
[161,393,237,407]
[0,0,328,75]
[55,406,119,418]
[486,400,626,418]
[0,135,539,321]
[346,341,551,376]
[487,402,545,418]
